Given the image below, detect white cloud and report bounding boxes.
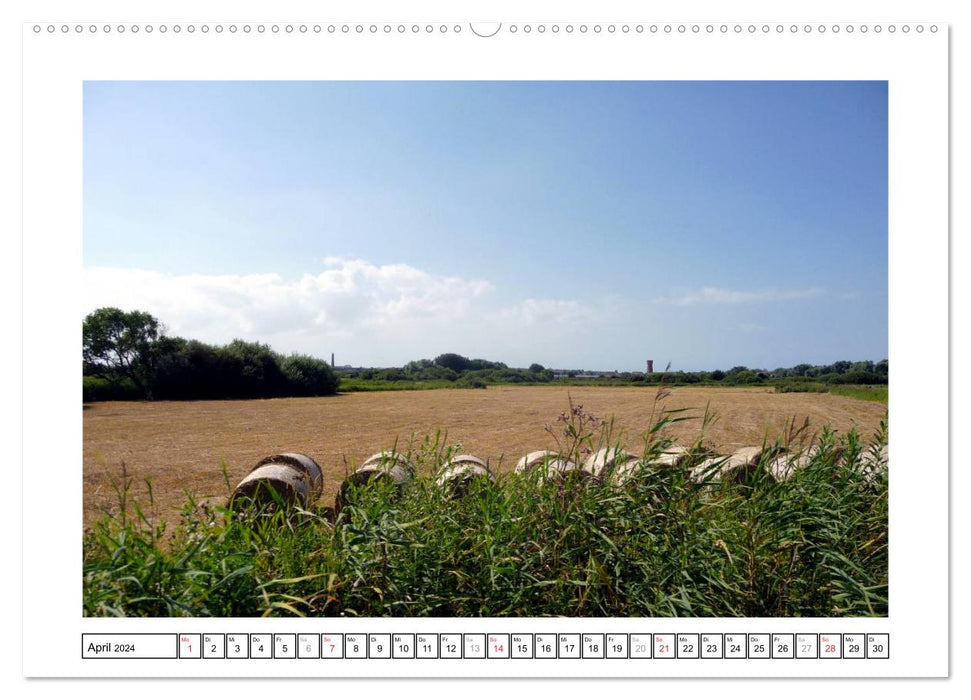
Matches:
[488,298,595,327]
[652,286,823,306]
[84,258,495,344]
[83,259,607,365]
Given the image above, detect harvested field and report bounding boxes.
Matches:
[83,385,886,529]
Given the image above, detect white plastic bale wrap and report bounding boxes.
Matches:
[854,444,889,482]
[359,450,415,486]
[767,446,818,481]
[253,452,323,499]
[609,458,645,486]
[542,458,583,479]
[335,450,414,513]
[617,444,693,484]
[650,444,690,468]
[514,450,560,473]
[437,455,495,496]
[231,452,323,509]
[362,450,413,470]
[688,455,729,484]
[512,450,580,481]
[582,447,634,480]
[689,446,772,485]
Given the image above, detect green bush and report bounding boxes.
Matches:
[774,375,818,384]
[773,381,827,394]
[148,340,338,400]
[827,370,884,386]
[83,308,340,401]
[83,376,141,402]
[729,369,763,384]
[280,354,339,396]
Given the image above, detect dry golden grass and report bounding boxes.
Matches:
[83,385,886,529]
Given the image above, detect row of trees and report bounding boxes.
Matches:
[339,354,888,388]
[83,308,338,401]
[344,353,555,387]
[714,361,888,386]
[770,359,888,379]
[83,309,888,400]
[589,362,887,386]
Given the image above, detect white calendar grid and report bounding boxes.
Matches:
[82,632,890,661]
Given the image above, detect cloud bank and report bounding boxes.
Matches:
[83,258,598,365]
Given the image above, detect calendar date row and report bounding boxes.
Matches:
[82,632,888,660]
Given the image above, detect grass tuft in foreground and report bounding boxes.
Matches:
[83,403,888,618]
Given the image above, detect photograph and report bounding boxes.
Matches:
[81,80,889,618]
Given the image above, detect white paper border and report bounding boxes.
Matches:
[19,11,948,681]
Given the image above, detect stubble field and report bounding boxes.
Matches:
[83,385,887,529]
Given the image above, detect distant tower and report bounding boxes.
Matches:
[646,360,654,374]
[331,353,335,367]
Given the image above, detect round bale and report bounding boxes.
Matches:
[253,452,323,499]
[335,450,414,514]
[853,444,889,482]
[767,446,818,481]
[690,446,774,486]
[688,455,731,485]
[514,449,589,484]
[610,458,647,487]
[612,445,690,487]
[542,458,589,483]
[230,452,323,510]
[514,450,561,473]
[582,447,635,480]
[650,444,690,468]
[437,454,495,497]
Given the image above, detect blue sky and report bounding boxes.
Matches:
[83,81,887,371]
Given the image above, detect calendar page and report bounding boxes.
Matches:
[18,0,949,681]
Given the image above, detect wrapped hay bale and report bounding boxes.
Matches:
[611,444,691,486]
[611,445,689,487]
[230,452,323,510]
[437,454,496,497]
[689,446,774,486]
[334,450,414,514]
[610,457,648,487]
[582,447,635,480]
[853,444,889,482]
[514,450,561,473]
[768,446,819,481]
[650,444,690,467]
[361,450,415,473]
[688,455,730,484]
[514,449,591,485]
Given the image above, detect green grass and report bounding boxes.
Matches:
[828,385,889,404]
[83,402,888,618]
[772,383,889,405]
